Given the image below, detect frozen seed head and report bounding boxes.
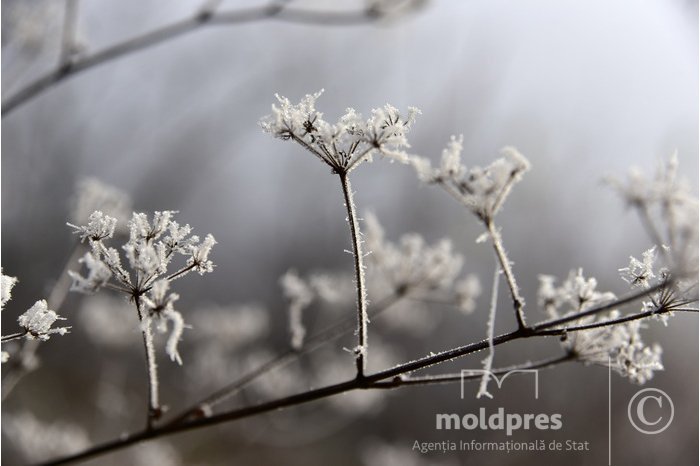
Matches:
[411,139,530,221]
[17,300,70,341]
[67,210,117,243]
[565,313,663,384]
[67,210,217,293]
[260,90,420,173]
[188,234,217,275]
[538,269,615,314]
[538,265,666,384]
[1,270,18,311]
[364,211,465,294]
[68,252,112,293]
[619,247,657,289]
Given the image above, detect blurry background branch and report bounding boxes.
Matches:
[1,0,424,116]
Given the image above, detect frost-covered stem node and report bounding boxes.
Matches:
[339,172,368,378]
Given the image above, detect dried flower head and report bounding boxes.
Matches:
[17,300,70,341]
[260,90,420,173]
[539,268,664,384]
[364,212,465,295]
[564,312,663,384]
[68,210,216,294]
[412,138,530,221]
[1,270,18,311]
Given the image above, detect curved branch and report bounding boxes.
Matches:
[2,4,394,116]
[41,283,683,465]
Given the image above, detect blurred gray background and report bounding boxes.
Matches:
[2,0,698,465]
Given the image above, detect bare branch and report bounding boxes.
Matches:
[2,3,399,116]
[41,282,679,465]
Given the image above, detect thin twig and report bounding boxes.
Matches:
[486,219,526,329]
[371,353,574,388]
[530,280,668,332]
[535,307,699,336]
[1,331,28,343]
[476,259,500,398]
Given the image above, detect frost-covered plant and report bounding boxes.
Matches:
[410,137,531,329]
[364,211,481,314]
[4,94,697,465]
[411,136,530,222]
[364,212,464,295]
[607,152,699,274]
[1,271,70,360]
[260,91,420,377]
[535,253,694,385]
[260,90,420,173]
[67,210,216,426]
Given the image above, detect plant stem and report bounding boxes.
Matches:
[370,353,574,388]
[535,307,698,336]
[1,331,28,343]
[134,296,160,429]
[339,172,368,378]
[485,219,526,329]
